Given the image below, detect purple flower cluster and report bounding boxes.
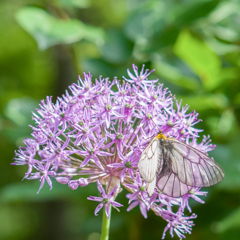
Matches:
[13,64,215,239]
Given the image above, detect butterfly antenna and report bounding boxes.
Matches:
[150,117,162,133]
[150,116,178,136]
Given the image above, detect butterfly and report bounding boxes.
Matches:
[138,131,225,198]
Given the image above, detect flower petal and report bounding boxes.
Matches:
[105,204,110,219]
[94,202,104,216]
[97,180,106,197]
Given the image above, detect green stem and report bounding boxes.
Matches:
[100,205,112,240]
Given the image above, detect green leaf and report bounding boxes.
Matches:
[214,207,240,233]
[2,97,38,143]
[82,59,116,78]
[210,138,240,190]
[4,97,37,126]
[144,25,180,52]
[175,0,220,25]
[15,7,87,50]
[206,38,240,55]
[84,25,105,46]
[205,108,237,137]
[153,60,201,91]
[201,66,239,91]
[208,1,240,24]
[217,109,236,136]
[58,0,91,8]
[233,92,240,104]
[173,30,222,91]
[211,25,240,43]
[180,94,229,111]
[124,8,166,42]
[101,30,132,63]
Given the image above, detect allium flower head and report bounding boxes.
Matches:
[13,64,216,239]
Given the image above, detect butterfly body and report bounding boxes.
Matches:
[138,132,225,198]
[158,137,173,178]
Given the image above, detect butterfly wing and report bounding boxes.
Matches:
[170,139,225,187]
[157,172,192,198]
[157,139,225,197]
[138,138,160,184]
[146,175,157,196]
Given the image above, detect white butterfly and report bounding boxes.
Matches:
[138,132,225,198]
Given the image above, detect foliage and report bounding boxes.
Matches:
[0,0,240,239]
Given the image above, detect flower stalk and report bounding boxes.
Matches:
[101,205,112,240]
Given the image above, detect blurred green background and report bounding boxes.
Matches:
[1,0,240,239]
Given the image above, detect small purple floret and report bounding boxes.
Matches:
[87,180,123,219]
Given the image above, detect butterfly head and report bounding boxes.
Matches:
[156,131,166,140]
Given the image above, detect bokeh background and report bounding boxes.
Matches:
[1,0,240,239]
